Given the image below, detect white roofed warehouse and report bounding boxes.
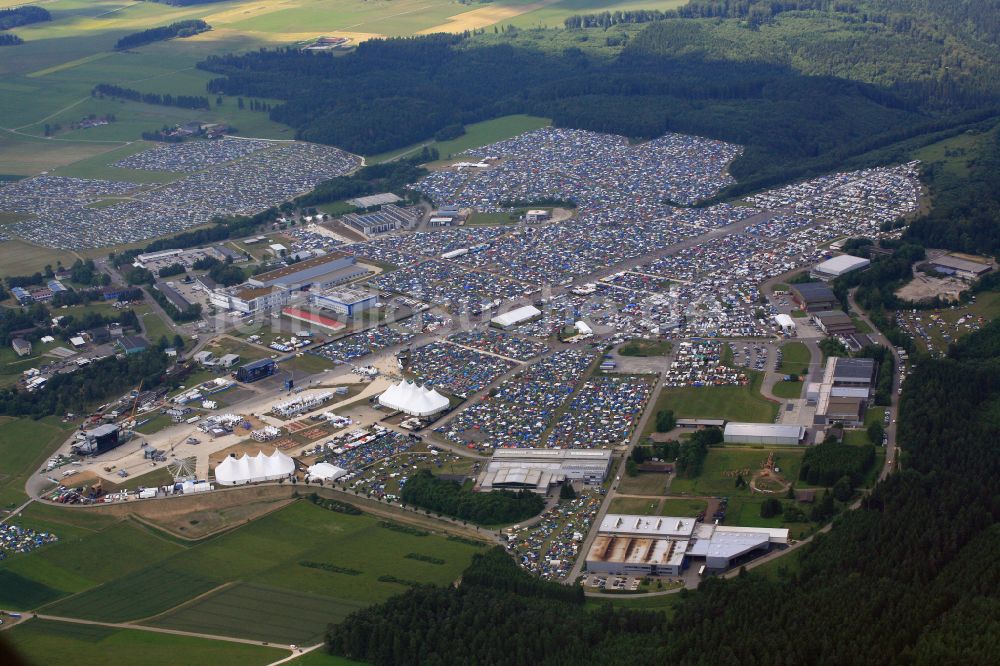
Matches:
[379,380,450,416]
[490,305,541,329]
[810,254,871,281]
[724,423,805,446]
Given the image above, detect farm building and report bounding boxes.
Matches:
[477,448,612,494]
[379,380,450,417]
[11,338,31,357]
[811,255,871,281]
[723,423,806,446]
[214,450,295,485]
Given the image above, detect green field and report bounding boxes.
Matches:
[4,500,486,643]
[151,582,367,645]
[5,618,285,666]
[0,416,74,508]
[369,114,551,163]
[619,339,672,357]
[608,496,660,515]
[658,498,708,517]
[772,380,804,399]
[644,372,778,432]
[668,447,804,497]
[777,342,811,375]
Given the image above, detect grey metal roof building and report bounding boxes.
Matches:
[791,282,837,311]
[723,423,805,446]
[832,357,876,386]
[477,448,612,494]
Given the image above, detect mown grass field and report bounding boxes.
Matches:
[644,372,778,433]
[5,618,285,666]
[3,499,486,644]
[772,379,804,399]
[777,341,811,375]
[0,416,75,509]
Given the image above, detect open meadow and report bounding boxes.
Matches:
[1,498,487,644]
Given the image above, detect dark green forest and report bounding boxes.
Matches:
[399,469,544,525]
[326,318,1000,664]
[197,0,1000,193]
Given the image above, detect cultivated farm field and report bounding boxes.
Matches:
[4,618,285,666]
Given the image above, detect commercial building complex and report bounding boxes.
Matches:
[208,253,368,313]
[586,514,789,575]
[813,356,877,426]
[342,205,419,236]
[310,287,377,317]
[476,448,613,494]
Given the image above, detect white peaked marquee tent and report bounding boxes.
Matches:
[379,380,450,417]
[214,450,295,485]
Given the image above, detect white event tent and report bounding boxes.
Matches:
[378,380,450,417]
[214,450,295,485]
[307,462,348,482]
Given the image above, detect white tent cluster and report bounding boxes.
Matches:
[379,380,450,417]
[214,450,295,485]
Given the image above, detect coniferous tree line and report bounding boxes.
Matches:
[92,84,210,110]
[0,5,49,30]
[0,34,23,46]
[399,469,544,525]
[114,19,209,50]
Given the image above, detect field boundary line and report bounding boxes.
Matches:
[132,581,237,624]
[32,612,295,651]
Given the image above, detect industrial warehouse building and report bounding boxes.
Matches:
[491,305,542,329]
[310,287,377,317]
[208,253,368,313]
[929,254,991,280]
[586,514,789,575]
[812,310,856,335]
[811,255,871,281]
[342,204,419,235]
[790,282,838,312]
[477,448,612,494]
[723,423,806,446]
[813,357,876,426]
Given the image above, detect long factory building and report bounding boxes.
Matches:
[476,448,613,494]
[586,514,789,576]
